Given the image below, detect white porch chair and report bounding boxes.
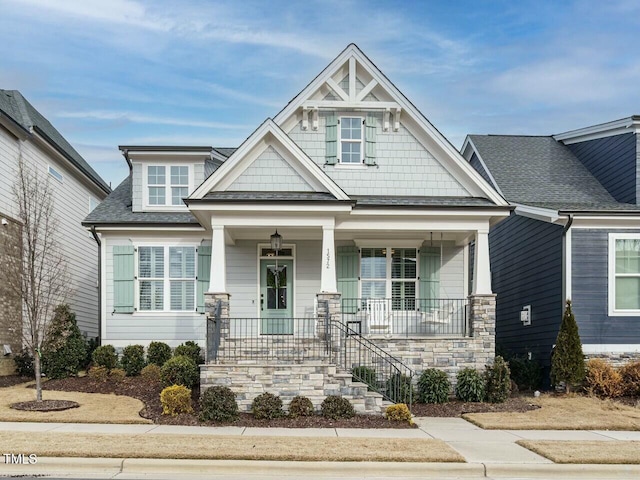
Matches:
[366,298,391,335]
[421,302,454,325]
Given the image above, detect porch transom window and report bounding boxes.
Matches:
[361,248,417,310]
[610,235,640,312]
[138,246,196,311]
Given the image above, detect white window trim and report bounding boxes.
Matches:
[142,163,193,211]
[134,242,198,314]
[338,116,364,164]
[48,165,64,183]
[608,233,640,316]
[359,247,418,301]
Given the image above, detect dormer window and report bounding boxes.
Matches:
[148,166,166,205]
[171,166,189,206]
[339,116,363,164]
[145,165,191,207]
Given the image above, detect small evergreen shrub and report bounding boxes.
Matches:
[83,336,99,370]
[41,304,87,379]
[13,349,35,377]
[147,341,172,367]
[386,373,414,404]
[199,386,239,422]
[92,345,118,370]
[109,368,126,383]
[121,345,146,376]
[174,341,203,365]
[160,385,193,416]
[417,369,450,404]
[352,366,377,391]
[384,404,412,424]
[161,355,199,389]
[251,392,284,419]
[88,365,109,382]
[585,359,624,398]
[620,361,640,397]
[485,356,511,403]
[456,368,485,402]
[507,355,543,391]
[140,364,162,383]
[321,395,355,419]
[551,300,585,392]
[288,395,314,418]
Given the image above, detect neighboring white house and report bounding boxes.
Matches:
[0,89,111,374]
[84,45,510,410]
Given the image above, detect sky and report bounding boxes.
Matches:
[1,0,639,189]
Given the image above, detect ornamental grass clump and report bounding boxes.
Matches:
[251,392,284,419]
[121,344,145,376]
[146,341,172,367]
[160,355,199,389]
[620,361,640,397]
[456,368,485,402]
[585,358,624,398]
[199,386,239,422]
[321,395,355,419]
[161,385,193,416]
[288,395,314,418]
[417,368,450,404]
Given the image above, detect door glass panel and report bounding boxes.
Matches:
[266,264,287,310]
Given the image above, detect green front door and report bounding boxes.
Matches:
[260,259,293,334]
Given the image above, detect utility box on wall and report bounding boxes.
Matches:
[520,305,531,326]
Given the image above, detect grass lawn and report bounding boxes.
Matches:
[518,440,640,464]
[0,431,464,462]
[0,382,150,424]
[463,394,640,430]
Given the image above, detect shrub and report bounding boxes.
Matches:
[41,304,87,379]
[13,349,35,377]
[109,368,126,383]
[147,341,172,367]
[321,395,355,419]
[174,341,203,366]
[88,365,109,382]
[551,300,585,392]
[620,361,640,397]
[140,364,162,383]
[352,366,377,391]
[485,356,511,403]
[83,337,99,370]
[92,345,118,370]
[199,386,239,422]
[385,403,412,424]
[417,369,450,404]
[161,355,199,389]
[288,395,314,418]
[251,392,284,419]
[507,355,543,391]
[121,345,146,376]
[585,359,624,398]
[160,385,193,416]
[456,368,485,402]
[386,373,415,404]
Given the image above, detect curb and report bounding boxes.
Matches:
[486,463,640,479]
[0,457,123,475]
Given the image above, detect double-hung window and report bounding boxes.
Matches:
[146,165,189,206]
[170,166,189,206]
[610,234,640,313]
[360,248,418,310]
[339,117,363,164]
[148,166,166,205]
[138,246,196,311]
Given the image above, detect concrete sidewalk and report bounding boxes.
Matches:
[1,417,639,478]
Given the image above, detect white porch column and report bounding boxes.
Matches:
[472,229,493,295]
[320,225,337,293]
[208,224,227,293]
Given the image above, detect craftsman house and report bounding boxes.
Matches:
[84,44,510,411]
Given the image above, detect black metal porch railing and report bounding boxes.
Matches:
[341,298,469,337]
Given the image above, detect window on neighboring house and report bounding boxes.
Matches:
[138,245,196,311]
[610,235,640,312]
[339,117,363,164]
[89,197,99,213]
[146,165,190,206]
[360,247,417,310]
[48,165,63,183]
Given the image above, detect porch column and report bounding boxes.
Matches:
[320,225,337,293]
[472,229,492,295]
[208,224,227,293]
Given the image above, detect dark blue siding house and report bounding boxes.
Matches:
[462,116,640,380]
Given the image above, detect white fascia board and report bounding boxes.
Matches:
[553,117,640,145]
[127,151,211,161]
[0,113,29,140]
[337,217,490,232]
[514,204,562,224]
[208,215,336,228]
[461,136,506,198]
[273,44,509,207]
[188,203,352,213]
[570,216,640,229]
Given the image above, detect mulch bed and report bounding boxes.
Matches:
[0,375,32,388]
[410,396,540,417]
[10,399,79,412]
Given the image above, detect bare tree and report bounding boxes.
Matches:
[6,155,70,401]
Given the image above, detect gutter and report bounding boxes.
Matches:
[90,226,102,344]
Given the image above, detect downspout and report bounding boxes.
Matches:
[562,213,573,307]
[90,226,102,344]
[562,214,573,235]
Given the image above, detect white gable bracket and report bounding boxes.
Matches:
[394,108,401,132]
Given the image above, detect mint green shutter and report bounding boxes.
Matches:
[337,246,359,313]
[325,113,338,165]
[364,115,376,165]
[113,245,135,313]
[419,247,440,310]
[196,246,211,313]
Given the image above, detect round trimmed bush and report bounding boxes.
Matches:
[620,361,640,397]
[174,341,203,366]
[147,342,172,367]
[385,403,412,424]
[92,345,118,370]
[109,368,126,383]
[140,364,162,383]
[252,392,284,419]
[321,395,355,419]
[121,345,145,376]
[88,365,109,382]
[485,356,511,403]
[160,355,198,389]
[199,386,239,422]
[161,385,193,416]
[288,395,314,418]
[41,304,87,379]
[417,368,450,404]
[456,368,485,402]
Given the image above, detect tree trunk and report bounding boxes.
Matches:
[34,348,42,402]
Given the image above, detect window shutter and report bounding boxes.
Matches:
[196,245,211,313]
[364,115,377,165]
[419,247,440,310]
[325,113,338,165]
[113,245,135,314]
[337,245,359,313]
